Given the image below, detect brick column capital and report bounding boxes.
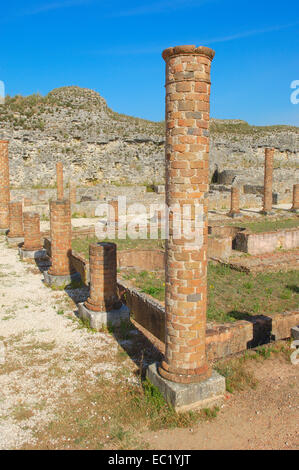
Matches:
[162,45,215,62]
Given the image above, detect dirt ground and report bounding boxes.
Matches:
[143,357,299,450]
[0,234,298,450]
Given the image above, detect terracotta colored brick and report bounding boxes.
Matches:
[228,186,241,216]
[23,212,42,251]
[0,140,10,229]
[263,148,274,213]
[159,45,215,385]
[291,184,299,210]
[8,201,23,238]
[84,243,120,312]
[48,200,73,276]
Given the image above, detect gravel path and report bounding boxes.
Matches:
[0,236,128,449]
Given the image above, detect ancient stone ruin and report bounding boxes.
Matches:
[0,45,298,413]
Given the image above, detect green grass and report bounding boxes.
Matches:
[121,264,298,322]
[230,218,299,233]
[71,235,164,258]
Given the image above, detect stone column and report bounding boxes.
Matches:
[56,162,64,200]
[227,186,241,218]
[291,184,299,212]
[23,212,42,251]
[78,242,129,329]
[158,45,215,385]
[109,200,119,224]
[8,201,23,239]
[0,140,10,231]
[262,148,274,214]
[19,212,47,260]
[44,200,76,286]
[69,182,77,205]
[85,243,119,312]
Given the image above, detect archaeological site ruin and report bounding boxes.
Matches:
[0,44,298,431]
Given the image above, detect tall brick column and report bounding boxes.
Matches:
[262,148,274,214]
[228,186,241,217]
[8,202,23,238]
[291,184,299,212]
[56,162,64,200]
[48,200,73,276]
[158,45,215,385]
[69,181,77,205]
[0,140,10,230]
[84,243,119,312]
[23,212,42,251]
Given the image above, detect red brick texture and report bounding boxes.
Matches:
[48,200,73,276]
[291,184,299,210]
[8,201,23,238]
[69,182,77,205]
[263,148,274,213]
[84,242,119,312]
[158,45,215,384]
[56,162,64,200]
[109,200,119,224]
[228,186,241,216]
[23,212,42,251]
[0,140,10,229]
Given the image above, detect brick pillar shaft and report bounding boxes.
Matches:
[159,45,215,384]
[23,212,42,251]
[229,187,240,214]
[84,243,118,312]
[48,200,73,276]
[263,148,274,213]
[292,184,299,210]
[8,202,23,238]
[56,162,64,200]
[0,140,10,229]
[109,200,119,224]
[69,182,77,205]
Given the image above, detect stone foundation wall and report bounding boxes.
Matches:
[235,227,299,255]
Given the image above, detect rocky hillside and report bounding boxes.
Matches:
[0,86,298,190]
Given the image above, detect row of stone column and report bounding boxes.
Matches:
[227,147,299,216]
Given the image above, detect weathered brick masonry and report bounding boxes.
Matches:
[0,140,10,229]
[228,186,241,217]
[48,200,73,276]
[8,201,23,238]
[84,242,119,312]
[263,148,274,213]
[291,184,299,211]
[56,162,64,200]
[159,45,215,384]
[23,212,42,251]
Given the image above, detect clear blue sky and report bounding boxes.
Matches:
[0,0,298,125]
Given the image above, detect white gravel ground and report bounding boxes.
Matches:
[0,235,134,449]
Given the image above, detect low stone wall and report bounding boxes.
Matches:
[117,249,164,271]
[118,277,299,361]
[208,236,232,260]
[70,252,90,284]
[235,227,299,255]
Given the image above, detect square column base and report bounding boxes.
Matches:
[43,270,81,288]
[78,302,130,330]
[291,326,299,340]
[19,247,48,261]
[147,363,226,412]
[6,236,24,246]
